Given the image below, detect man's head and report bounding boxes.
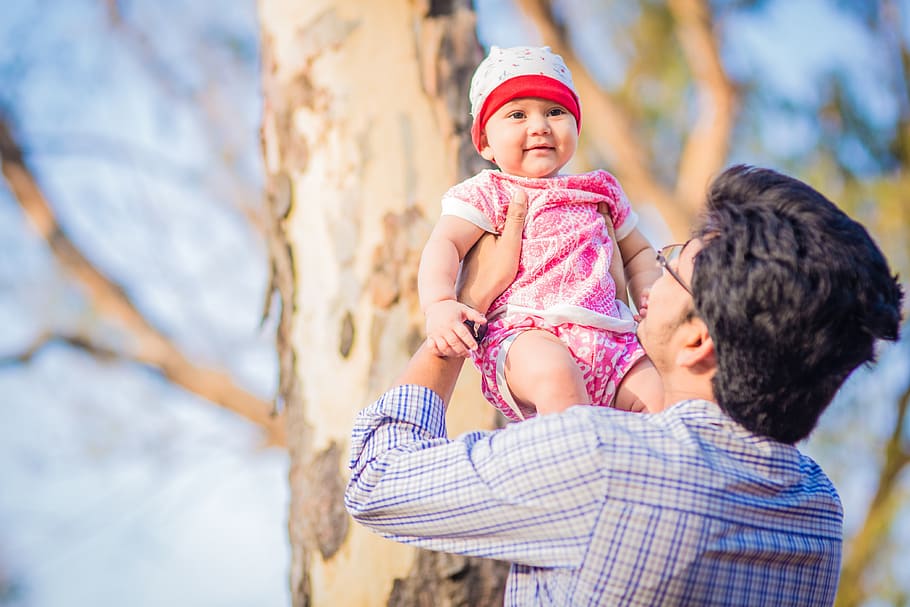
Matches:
[680,165,903,443]
[469,46,581,155]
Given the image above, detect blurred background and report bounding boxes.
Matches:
[1,1,908,606]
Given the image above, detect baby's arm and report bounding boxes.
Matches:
[617,228,660,310]
[418,216,486,357]
[597,203,628,306]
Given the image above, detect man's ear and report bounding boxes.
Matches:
[676,317,715,369]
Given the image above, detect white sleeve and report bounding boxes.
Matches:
[441,197,497,233]
[615,208,639,241]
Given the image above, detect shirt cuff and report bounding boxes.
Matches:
[348,384,448,476]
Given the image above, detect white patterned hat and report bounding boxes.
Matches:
[469,45,581,152]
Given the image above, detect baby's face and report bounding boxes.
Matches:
[479,97,578,178]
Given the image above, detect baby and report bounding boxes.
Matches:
[418,46,662,420]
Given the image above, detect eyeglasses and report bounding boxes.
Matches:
[656,243,692,295]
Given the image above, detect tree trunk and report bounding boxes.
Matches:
[257,1,507,605]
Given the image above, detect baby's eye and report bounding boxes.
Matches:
[507,111,526,120]
[548,107,567,117]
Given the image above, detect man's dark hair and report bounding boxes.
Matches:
[691,165,903,444]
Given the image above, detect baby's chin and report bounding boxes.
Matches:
[509,169,563,179]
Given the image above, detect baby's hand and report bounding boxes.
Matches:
[634,288,650,322]
[425,300,486,358]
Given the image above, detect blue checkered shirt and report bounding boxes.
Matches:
[346,385,843,606]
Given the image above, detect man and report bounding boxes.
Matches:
[345,165,903,606]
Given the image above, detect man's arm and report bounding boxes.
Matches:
[393,189,528,407]
[457,188,528,315]
[418,216,487,357]
[417,215,481,310]
[346,396,609,568]
[390,342,466,407]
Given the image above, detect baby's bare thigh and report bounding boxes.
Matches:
[504,330,589,411]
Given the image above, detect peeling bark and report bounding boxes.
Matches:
[303,441,350,560]
[388,552,508,607]
[259,1,504,604]
[369,206,428,311]
[260,28,313,604]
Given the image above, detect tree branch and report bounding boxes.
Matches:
[0,332,121,367]
[102,0,268,237]
[883,0,910,166]
[836,374,910,607]
[0,114,286,447]
[666,0,738,215]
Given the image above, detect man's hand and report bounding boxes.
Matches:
[425,299,487,357]
[396,190,528,404]
[457,188,528,314]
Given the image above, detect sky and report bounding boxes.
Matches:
[0,1,290,605]
[1,1,908,606]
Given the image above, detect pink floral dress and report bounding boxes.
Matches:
[442,169,646,420]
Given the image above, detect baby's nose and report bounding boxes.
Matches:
[528,115,551,134]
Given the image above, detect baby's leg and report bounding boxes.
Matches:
[614,356,663,413]
[504,329,590,415]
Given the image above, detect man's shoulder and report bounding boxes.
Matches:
[555,399,737,459]
[553,403,680,447]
